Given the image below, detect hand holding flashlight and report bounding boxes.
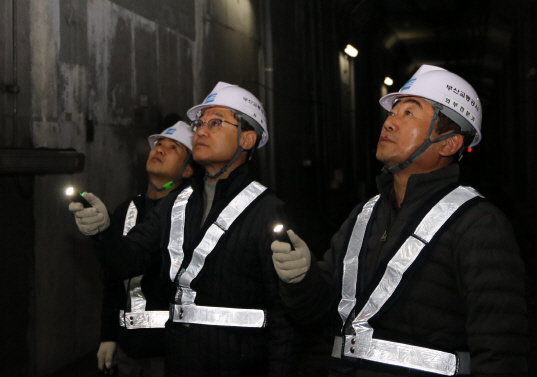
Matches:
[67,190,110,236]
[271,228,311,284]
[273,223,293,248]
[66,186,92,208]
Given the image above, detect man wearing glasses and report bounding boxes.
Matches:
[69,82,300,377]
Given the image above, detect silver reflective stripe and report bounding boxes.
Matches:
[339,186,481,375]
[168,187,194,281]
[350,186,481,331]
[122,201,147,313]
[119,309,168,329]
[172,304,265,328]
[177,181,267,305]
[170,182,268,328]
[343,335,458,375]
[127,275,146,312]
[123,200,138,235]
[338,195,379,326]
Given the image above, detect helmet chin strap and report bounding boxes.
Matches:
[149,151,192,192]
[382,102,457,175]
[204,114,245,180]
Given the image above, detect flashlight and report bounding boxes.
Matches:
[273,222,293,249]
[66,186,92,208]
[102,365,118,375]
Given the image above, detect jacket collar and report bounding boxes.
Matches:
[191,163,251,199]
[376,164,460,207]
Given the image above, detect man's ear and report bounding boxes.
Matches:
[439,134,464,157]
[182,164,194,179]
[240,130,257,150]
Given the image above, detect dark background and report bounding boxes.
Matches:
[1,0,535,375]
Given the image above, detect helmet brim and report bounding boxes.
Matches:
[186,104,209,121]
[379,92,410,111]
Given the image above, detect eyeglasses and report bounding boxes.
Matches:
[190,118,238,133]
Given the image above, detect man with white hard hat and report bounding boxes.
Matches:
[271,65,528,376]
[69,83,299,377]
[71,121,194,376]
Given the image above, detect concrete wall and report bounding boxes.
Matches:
[1,0,283,375]
[2,0,535,376]
[2,0,354,375]
[28,1,197,374]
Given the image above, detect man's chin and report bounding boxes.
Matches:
[146,167,163,176]
[192,153,210,165]
[375,153,389,165]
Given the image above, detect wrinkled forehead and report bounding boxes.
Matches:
[391,96,432,110]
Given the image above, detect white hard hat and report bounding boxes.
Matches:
[379,65,482,147]
[187,82,268,148]
[148,121,193,151]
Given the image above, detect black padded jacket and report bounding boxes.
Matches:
[102,164,300,377]
[100,189,183,358]
[280,165,528,377]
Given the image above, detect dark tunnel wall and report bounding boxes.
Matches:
[0,0,266,375]
[269,1,351,253]
[337,0,537,371]
[1,0,536,376]
[483,3,537,364]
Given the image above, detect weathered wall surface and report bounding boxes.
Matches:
[27,1,197,374]
[2,0,352,375]
[1,0,276,375]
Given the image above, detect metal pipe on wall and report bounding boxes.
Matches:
[308,0,324,214]
[263,0,276,190]
[8,0,19,143]
[348,54,361,197]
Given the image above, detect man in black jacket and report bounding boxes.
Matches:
[70,83,299,377]
[77,121,193,376]
[272,65,528,376]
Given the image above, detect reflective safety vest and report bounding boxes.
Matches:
[119,199,168,329]
[168,182,268,328]
[332,186,482,376]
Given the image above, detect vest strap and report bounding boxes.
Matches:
[168,187,194,281]
[123,200,138,235]
[176,182,267,305]
[119,310,168,329]
[337,186,481,375]
[332,336,469,375]
[338,195,380,326]
[122,200,148,313]
[171,304,266,328]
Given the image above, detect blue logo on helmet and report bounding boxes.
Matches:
[205,93,217,104]
[401,79,416,91]
[164,128,176,135]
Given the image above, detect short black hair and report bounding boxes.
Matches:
[232,112,255,132]
[435,112,474,146]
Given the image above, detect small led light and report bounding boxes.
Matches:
[65,186,92,208]
[384,77,394,86]
[273,222,293,248]
[467,147,473,153]
[344,44,358,58]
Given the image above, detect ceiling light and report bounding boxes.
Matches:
[344,44,358,58]
[384,77,394,86]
